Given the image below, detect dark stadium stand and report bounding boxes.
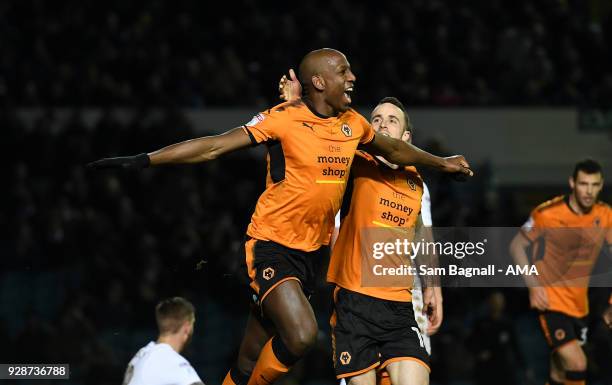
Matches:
[2,0,612,107]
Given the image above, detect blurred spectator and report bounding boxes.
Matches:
[1,0,612,108]
[467,291,526,385]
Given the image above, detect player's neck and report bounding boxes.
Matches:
[568,194,591,215]
[157,334,183,353]
[304,96,337,118]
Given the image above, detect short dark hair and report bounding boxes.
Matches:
[376,97,412,133]
[572,158,603,180]
[155,297,195,334]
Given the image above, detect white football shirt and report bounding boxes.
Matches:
[420,183,432,227]
[123,342,203,385]
[412,183,432,354]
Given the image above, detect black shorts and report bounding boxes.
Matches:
[245,238,320,306]
[330,287,430,379]
[538,311,588,350]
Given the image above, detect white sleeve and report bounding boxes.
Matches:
[330,211,342,249]
[421,183,432,227]
[144,358,202,385]
[173,361,203,385]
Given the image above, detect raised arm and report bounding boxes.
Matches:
[88,127,253,169]
[148,127,252,165]
[279,68,472,177]
[279,68,301,102]
[363,133,473,177]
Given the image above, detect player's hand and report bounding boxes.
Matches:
[427,287,443,335]
[441,155,473,180]
[278,69,302,102]
[87,153,150,170]
[603,304,612,329]
[423,287,442,335]
[528,286,549,311]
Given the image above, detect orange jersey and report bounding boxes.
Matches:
[328,151,424,302]
[243,101,375,252]
[521,195,612,317]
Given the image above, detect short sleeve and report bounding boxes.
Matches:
[359,115,375,144]
[520,210,543,243]
[243,107,286,144]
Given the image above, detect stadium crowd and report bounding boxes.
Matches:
[2,0,612,108]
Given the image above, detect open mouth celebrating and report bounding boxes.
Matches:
[343,86,354,103]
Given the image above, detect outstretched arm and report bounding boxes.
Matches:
[88,127,253,169]
[148,127,252,165]
[278,68,472,177]
[364,134,473,177]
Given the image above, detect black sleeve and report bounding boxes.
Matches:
[340,166,355,221]
[242,125,261,147]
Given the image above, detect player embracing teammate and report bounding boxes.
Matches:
[90,48,472,385]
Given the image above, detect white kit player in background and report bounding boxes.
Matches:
[123,297,204,385]
[411,183,436,355]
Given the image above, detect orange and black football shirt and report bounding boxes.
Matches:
[328,151,424,302]
[243,100,375,252]
[521,195,612,318]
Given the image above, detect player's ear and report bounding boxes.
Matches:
[568,176,575,189]
[312,75,325,91]
[401,130,411,143]
[181,320,191,335]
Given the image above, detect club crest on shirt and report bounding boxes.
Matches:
[262,267,275,280]
[245,113,265,127]
[339,351,351,365]
[594,217,600,227]
[407,178,417,191]
[555,328,566,341]
[341,124,352,137]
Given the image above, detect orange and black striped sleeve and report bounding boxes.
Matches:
[242,104,290,144]
[358,114,375,144]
